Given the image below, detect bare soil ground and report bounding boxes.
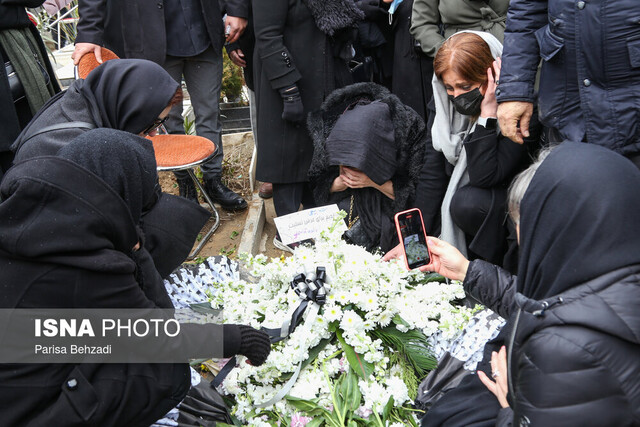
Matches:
[158,132,285,262]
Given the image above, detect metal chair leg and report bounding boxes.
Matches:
[187,168,220,259]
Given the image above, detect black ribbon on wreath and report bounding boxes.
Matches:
[211,267,330,389]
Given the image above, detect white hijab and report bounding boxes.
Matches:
[431,30,503,256]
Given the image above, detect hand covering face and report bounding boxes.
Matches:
[517,142,640,299]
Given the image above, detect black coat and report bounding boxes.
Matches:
[451,143,640,426]
[252,0,352,183]
[0,150,249,426]
[0,0,60,157]
[11,63,211,278]
[497,0,640,156]
[0,156,192,426]
[462,260,640,426]
[389,0,433,122]
[308,82,426,251]
[75,0,249,64]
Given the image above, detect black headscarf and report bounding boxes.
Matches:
[58,128,158,225]
[517,142,640,300]
[78,59,179,134]
[325,100,397,186]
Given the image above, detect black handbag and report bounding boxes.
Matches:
[5,61,26,103]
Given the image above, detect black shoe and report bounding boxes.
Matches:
[176,176,198,203]
[203,177,248,211]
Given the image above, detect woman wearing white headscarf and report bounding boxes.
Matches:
[415,31,541,272]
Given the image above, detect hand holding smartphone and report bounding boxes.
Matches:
[394,208,431,270]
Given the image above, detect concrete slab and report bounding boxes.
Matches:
[238,193,265,256]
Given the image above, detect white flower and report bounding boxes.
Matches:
[204,212,475,425]
[385,375,410,405]
[340,309,365,333]
[357,292,379,312]
[374,309,394,327]
[322,304,342,322]
[334,290,350,306]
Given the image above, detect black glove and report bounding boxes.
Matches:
[225,324,271,366]
[279,85,305,123]
[355,0,384,20]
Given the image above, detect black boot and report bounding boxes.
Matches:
[203,177,248,211]
[176,176,198,203]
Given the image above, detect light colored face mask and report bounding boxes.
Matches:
[388,0,404,23]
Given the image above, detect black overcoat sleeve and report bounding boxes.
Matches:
[507,328,633,426]
[75,0,107,46]
[464,128,528,188]
[463,259,517,319]
[73,267,231,360]
[0,0,45,7]
[252,0,302,90]
[464,111,542,188]
[222,0,249,18]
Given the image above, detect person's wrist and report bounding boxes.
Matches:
[480,104,498,118]
[457,259,470,281]
[478,116,498,129]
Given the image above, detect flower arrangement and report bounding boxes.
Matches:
[207,214,477,426]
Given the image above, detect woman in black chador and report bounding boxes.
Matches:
[308,82,427,252]
[12,58,180,161]
[12,59,211,277]
[0,129,270,426]
[420,142,640,425]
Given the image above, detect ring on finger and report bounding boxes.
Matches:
[492,370,500,379]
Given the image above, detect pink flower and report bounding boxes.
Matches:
[291,413,313,427]
[338,356,347,373]
[355,405,373,418]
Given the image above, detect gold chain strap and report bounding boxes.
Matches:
[348,195,360,229]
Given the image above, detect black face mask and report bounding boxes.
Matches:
[447,87,484,116]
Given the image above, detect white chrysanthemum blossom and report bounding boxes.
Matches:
[211,214,474,424]
[322,303,343,322]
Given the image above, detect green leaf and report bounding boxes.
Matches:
[382,396,394,421]
[189,302,222,315]
[391,314,410,327]
[340,368,361,413]
[336,330,374,380]
[306,418,324,427]
[333,374,346,421]
[285,396,330,417]
[371,327,437,378]
[421,272,448,283]
[328,320,339,333]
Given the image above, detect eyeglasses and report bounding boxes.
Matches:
[142,116,168,136]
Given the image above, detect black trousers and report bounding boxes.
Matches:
[450,185,492,239]
[272,182,316,217]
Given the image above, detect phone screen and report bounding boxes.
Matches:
[397,211,430,269]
